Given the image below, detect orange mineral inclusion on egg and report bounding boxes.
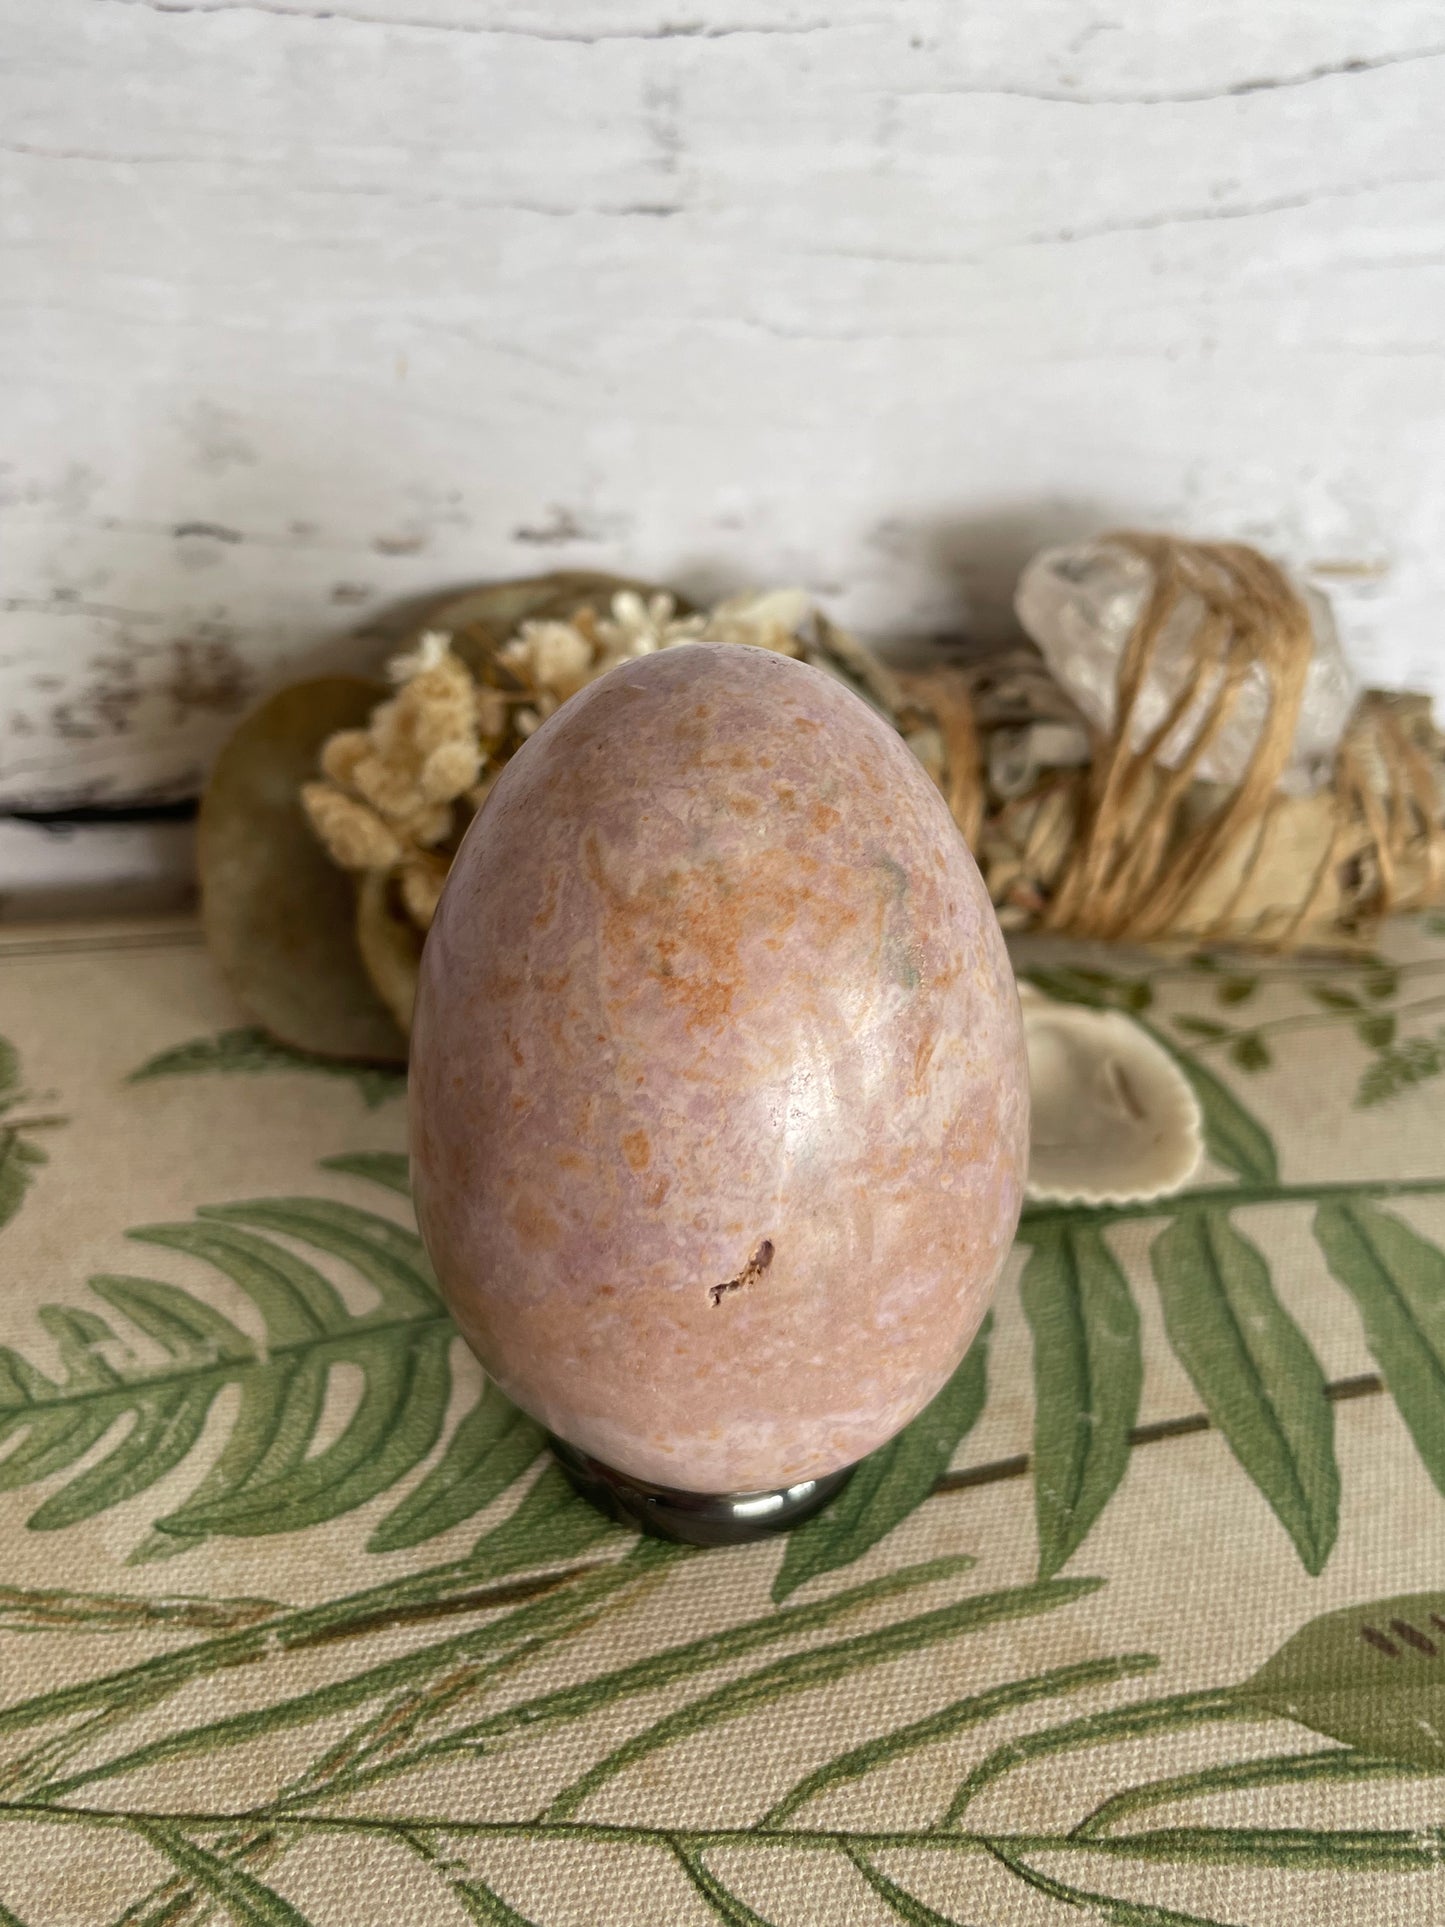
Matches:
[410,643,1028,1494]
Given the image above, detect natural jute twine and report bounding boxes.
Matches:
[988,533,1445,947]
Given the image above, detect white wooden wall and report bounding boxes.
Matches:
[4,0,1444,811]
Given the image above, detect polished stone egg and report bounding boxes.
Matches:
[410,642,1028,1495]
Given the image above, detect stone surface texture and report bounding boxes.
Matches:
[410,644,1028,1493]
[4,2,1445,819]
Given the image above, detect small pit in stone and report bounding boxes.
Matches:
[710,1239,775,1308]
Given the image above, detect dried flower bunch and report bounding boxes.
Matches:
[301,634,481,934]
[300,584,953,969]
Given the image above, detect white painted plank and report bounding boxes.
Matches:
[0,817,197,919]
[3,0,1444,806]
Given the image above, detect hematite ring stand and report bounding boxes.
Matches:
[549,1436,855,1547]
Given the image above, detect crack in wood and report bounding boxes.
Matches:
[95,0,833,42]
[891,41,1445,109]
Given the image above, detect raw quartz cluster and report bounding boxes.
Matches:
[1015,539,1358,796]
[302,587,827,934]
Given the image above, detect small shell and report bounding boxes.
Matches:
[1020,987,1203,1204]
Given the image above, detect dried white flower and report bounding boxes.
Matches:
[419,737,482,803]
[318,728,371,787]
[597,590,706,664]
[517,619,595,700]
[307,584,868,956]
[301,783,403,871]
[387,629,452,684]
[701,588,811,655]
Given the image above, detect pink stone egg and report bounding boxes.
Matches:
[410,643,1028,1495]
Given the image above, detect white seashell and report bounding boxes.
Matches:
[1019,986,1204,1204]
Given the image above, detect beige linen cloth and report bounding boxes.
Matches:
[2,913,1444,1926]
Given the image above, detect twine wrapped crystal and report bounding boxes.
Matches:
[967,534,1445,948]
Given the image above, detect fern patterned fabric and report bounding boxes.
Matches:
[3,913,1445,1927]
